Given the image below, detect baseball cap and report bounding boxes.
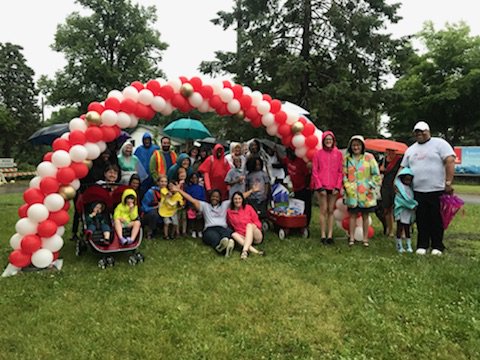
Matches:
[413,121,430,131]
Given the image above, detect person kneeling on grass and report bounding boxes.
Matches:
[159,179,184,240]
[113,189,141,246]
[85,201,111,246]
[226,191,265,260]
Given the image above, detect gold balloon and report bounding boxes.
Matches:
[291,121,304,135]
[180,83,194,97]
[83,160,93,169]
[232,110,245,121]
[59,185,76,201]
[85,111,102,125]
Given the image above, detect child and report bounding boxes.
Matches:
[176,167,188,236]
[394,167,418,253]
[140,176,163,239]
[246,157,270,218]
[85,201,111,245]
[225,156,246,199]
[113,188,141,245]
[185,172,206,238]
[159,178,184,239]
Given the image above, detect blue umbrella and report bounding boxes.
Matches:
[163,118,212,140]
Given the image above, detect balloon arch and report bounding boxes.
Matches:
[3,77,324,276]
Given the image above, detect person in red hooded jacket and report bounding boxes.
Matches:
[198,143,231,200]
[311,130,343,245]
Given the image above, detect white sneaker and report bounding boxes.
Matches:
[416,248,427,255]
[225,239,235,258]
[191,231,197,238]
[431,249,443,256]
[198,231,203,238]
[215,237,229,253]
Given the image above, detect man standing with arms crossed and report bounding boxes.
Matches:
[400,121,455,255]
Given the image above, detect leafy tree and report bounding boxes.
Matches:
[39,0,168,112]
[201,0,402,145]
[0,42,40,159]
[46,106,80,125]
[387,22,480,145]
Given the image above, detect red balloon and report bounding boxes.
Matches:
[270,99,282,114]
[52,251,60,261]
[305,135,319,149]
[9,249,31,268]
[87,102,104,114]
[251,117,262,128]
[217,104,228,116]
[159,85,174,100]
[245,106,260,122]
[342,217,350,231]
[62,200,70,211]
[134,103,152,120]
[37,220,58,238]
[80,114,86,120]
[239,95,252,110]
[52,138,71,152]
[48,210,70,226]
[146,80,162,96]
[179,76,188,84]
[222,80,232,88]
[302,123,315,137]
[298,117,307,125]
[105,97,121,112]
[69,130,86,145]
[209,95,223,110]
[40,176,60,195]
[278,124,291,137]
[70,162,89,179]
[120,98,138,114]
[274,111,287,125]
[56,167,76,185]
[189,77,203,91]
[199,85,213,99]
[43,152,53,162]
[306,148,316,160]
[20,234,42,254]
[130,81,144,91]
[101,126,117,142]
[112,125,121,138]
[85,126,103,143]
[23,188,45,205]
[367,226,375,239]
[281,135,293,147]
[171,94,187,109]
[262,94,272,102]
[18,203,29,218]
[231,85,244,99]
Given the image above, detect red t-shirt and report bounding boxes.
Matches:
[226,204,262,236]
[284,157,310,192]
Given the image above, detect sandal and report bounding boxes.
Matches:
[363,241,369,247]
[348,239,355,247]
[240,250,249,260]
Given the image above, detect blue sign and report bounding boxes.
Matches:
[455,146,480,174]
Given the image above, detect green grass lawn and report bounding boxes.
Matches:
[454,183,480,195]
[1,192,480,359]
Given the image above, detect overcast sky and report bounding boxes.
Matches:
[1,0,479,84]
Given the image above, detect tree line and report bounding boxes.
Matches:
[1,0,480,165]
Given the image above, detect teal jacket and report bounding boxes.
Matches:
[394,167,418,221]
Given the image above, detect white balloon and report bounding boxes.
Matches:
[29,176,42,189]
[156,77,167,86]
[210,80,224,95]
[292,134,306,148]
[44,193,65,212]
[129,115,139,128]
[27,204,50,223]
[286,112,299,125]
[107,89,123,101]
[198,100,210,113]
[167,78,182,92]
[117,112,132,129]
[227,99,241,114]
[123,86,139,101]
[9,233,22,250]
[61,132,70,140]
[295,146,307,158]
[266,124,278,136]
[15,218,38,236]
[368,215,372,226]
[261,113,275,127]
[69,117,88,132]
[354,226,364,241]
[220,88,234,103]
[42,234,64,252]
[97,141,107,153]
[101,109,118,126]
[70,179,81,190]
[138,89,154,105]
[333,208,345,221]
[335,198,347,212]
[151,96,166,112]
[69,145,88,162]
[84,142,101,160]
[52,150,72,168]
[251,91,263,106]
[160,102,173,116]
[37,162,57,178]
[257,100,271,115]
[31,249,54,268]
[56,226,65,236]
[189,93,203,108]
[243,86,252,95]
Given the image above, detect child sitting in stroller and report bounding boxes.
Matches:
[85,201,111,246]
[113,188,141,246]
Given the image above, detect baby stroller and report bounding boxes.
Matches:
[75,184,144,269]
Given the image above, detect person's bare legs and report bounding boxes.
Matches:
[130,220,141,240]
[318,191,328,239]
[362,213,370,246]
[114,219,123,239]
[231,232,260,254]
[251,226,263,244]
[385,207,394,237]
[326,193,337,239]
[348,214,356,245]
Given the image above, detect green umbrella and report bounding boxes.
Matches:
[163,118,212,140]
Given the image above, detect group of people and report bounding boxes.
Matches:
[79,118,456,258]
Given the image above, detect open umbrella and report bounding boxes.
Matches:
[27,123,69,145]
[364,139,408,154]
[439,194,464,229]
[281,101,310,115]
[163,118,212,140]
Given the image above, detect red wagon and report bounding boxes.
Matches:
[267,209,309,239]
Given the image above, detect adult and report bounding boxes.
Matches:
[399,121,455,255]
[379,148,403,237]
[170,183,259,257]
[167,153,192,181]
[198,143,231,200]
[264,144,286,185]
[281,148,312,226]
[227,191,265,260]
[343,135,381,247]
[311,131,343,244]
[225,142,246,170]
[150,136,177,183]
[134,132,160,192]
[118,140,147,184]
[96,163,121,192]
[246,139,270,177]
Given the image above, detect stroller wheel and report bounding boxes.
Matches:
[128,255,138,266]
[135,253,145,263]
[261,221,269,232]
[278,229,286,240]
[98,258,107,269]
[301,228,309,238]
[106,256,115,267]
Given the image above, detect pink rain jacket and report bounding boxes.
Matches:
[311,131,343,191]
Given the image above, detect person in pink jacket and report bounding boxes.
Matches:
[311,130,343,245]
[227,191,265,260]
